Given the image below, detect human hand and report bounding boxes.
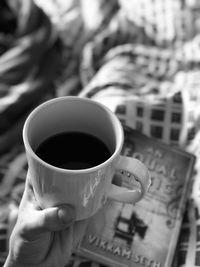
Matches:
[4,175,89,267]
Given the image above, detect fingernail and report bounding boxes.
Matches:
[58,206,75,225]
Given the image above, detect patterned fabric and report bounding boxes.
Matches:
[0,0,61,155]
[1,0,200,266]
[79,44,198,147]
[0,146,27,265]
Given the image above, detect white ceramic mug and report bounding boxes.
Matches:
[23,96,150,220]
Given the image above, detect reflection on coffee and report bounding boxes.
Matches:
[35,132,111,170]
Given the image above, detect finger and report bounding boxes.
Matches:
[72,219,90,248]
[43,225,74,267]
[59,225,74,262]
[59,219,89,263]
[20,204,76,241]
[18,174,76,240]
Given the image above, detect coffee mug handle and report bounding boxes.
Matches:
[108,156,151,204]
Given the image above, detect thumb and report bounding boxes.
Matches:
[20,205,76,241]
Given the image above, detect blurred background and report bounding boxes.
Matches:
[1,0,200,266]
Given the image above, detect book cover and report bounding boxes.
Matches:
[77,126,195,267]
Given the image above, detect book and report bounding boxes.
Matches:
[77,126,196,267]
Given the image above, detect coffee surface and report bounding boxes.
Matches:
[35,132,111,170]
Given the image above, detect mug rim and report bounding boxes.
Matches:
[23,96,124,174]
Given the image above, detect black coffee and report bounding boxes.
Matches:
[35,132,111,170]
